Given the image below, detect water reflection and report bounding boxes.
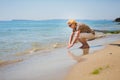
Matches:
[83,48,89,55]
[68,48,89,62]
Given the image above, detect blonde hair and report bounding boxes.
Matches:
[67,19,77,25]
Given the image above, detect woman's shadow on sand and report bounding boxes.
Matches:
[67,48,89,62]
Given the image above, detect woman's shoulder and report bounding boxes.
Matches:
[77,22,88,27]
[77,23,90,28]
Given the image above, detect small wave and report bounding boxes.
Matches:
[0,59,23,66]
[94,31,106,39]
[14,42,67,56]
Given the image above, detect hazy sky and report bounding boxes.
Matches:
[0,0,120,20]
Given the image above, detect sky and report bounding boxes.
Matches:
[0,0,120,20]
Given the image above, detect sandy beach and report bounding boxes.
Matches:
[0,34,120,80]
[65,40,120,80]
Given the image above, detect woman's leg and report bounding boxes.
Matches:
[78,38,89,49]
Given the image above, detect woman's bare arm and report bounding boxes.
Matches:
[71,30,80,45]
[68,32,74,45]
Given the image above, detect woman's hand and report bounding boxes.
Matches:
[67,44,73,49]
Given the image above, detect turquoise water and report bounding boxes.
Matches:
[0,19,120,55]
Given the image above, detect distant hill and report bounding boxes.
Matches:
[11,19,68,22]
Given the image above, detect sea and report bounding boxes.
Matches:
[0,19,120,57]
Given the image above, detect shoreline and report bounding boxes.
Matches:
[0,34,120,80]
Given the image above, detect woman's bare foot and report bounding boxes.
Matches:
[80,45,89,49]
[79,45,83,49]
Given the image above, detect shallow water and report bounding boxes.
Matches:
[0,19,120,57]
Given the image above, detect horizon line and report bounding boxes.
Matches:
[0,18,114,21]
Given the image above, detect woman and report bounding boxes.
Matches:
[67,19,95,49]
